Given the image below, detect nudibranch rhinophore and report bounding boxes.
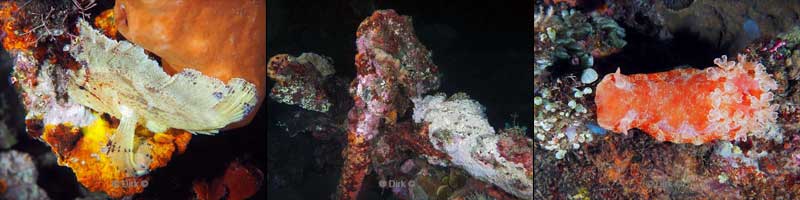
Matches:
[595,55,780,145]
[68,19,258,176]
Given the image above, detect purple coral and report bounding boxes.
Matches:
[0,150,50,200]
[349,9,440,140]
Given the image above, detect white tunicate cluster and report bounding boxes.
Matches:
[716,141,768,169]
[533,6,557,76]
[718,174,729,183]
[534,84,596,159]
[581,68,598,84]
[555,150,567,159]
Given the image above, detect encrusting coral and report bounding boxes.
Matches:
[267,53,336,112]
[337,9,440,200]
[0,150,49,200]
[533,76,598,159]
[40,117,191,198]
[93,9,116,39]
[0,2,35,52]
[595,55,780,144]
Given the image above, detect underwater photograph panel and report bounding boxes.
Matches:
[268,0,532,199]
[536,0,800,199]
[0,0,266,199]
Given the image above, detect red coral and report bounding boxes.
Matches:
[384,123,450,161]
[0,2,36,52]
[0,178,6,195]
[544,0,580,7]
[497,134,533,175]
[223,161,264,200]
[193,161,263,200]
[41,124,83,157]
[337,130,370,200]
[94,9,117,38]
[193,178,225,200]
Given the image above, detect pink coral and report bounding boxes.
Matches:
[337,9,440,200]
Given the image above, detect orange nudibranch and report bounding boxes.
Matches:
[595,55,779,145]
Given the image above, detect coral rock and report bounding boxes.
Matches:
[193,161,263,200]
[0,2,36,52]
[596,55,780,144]
[337,9,440,200]
[0,150,50,200]
[349,9,440,141]
[94,9,117,39]
[0,120,16,149]
[267,53,335,112]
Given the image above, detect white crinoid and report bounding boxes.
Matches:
[67,19,258,176]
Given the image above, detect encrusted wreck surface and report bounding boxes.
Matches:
[267,53,336,113]
[337,9,440,200]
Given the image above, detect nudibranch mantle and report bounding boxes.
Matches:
[596,54,780,145]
